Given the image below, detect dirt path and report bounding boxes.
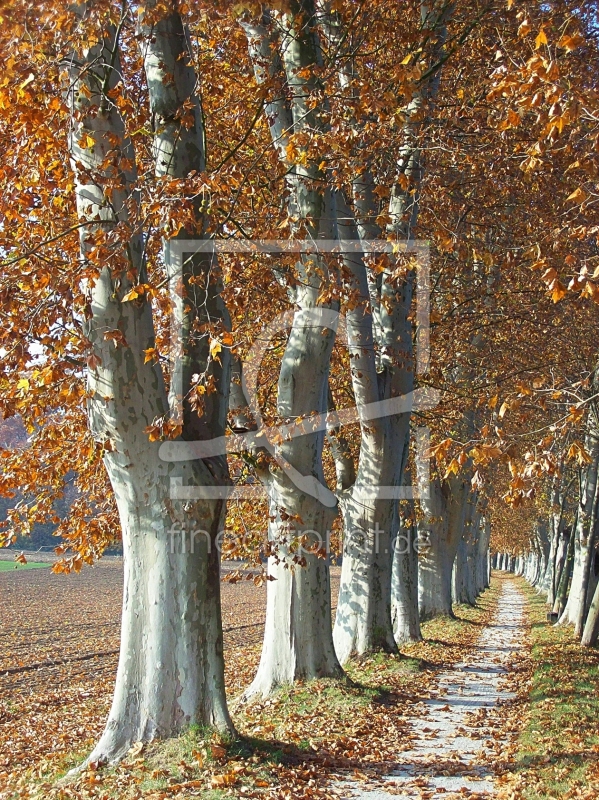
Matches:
[338,579,525,799]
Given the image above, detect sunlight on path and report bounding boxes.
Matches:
[338,580,525,799]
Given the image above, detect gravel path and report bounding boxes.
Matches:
[338,579,525,799]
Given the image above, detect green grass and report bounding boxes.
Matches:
[0,560,48,571]
[132,725,238,797]
[514,582,599,798]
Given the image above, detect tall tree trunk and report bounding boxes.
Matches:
[452,495,479,605]
[140,6,230,444]
[319,0,449,658]
[332,196,401,663]
[475,515,491,593]
[534,519,551,593]
[240,299,344,698]
[553,529,570,603]
[67,9,232,765]
[576,470,599,637]
[391,475,421,644]
[543,513,559,603]
[241,4,343,697]
[452,533,469,604]
[581,576,599,647]
[560,432,599,630]
[418,474,468,618]
[546,472,574,606]
[244,488,341,697]
[553,522,575,616]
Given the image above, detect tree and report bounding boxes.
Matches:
[65,3,233,762]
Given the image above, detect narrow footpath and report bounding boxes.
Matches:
[338,579,526,799]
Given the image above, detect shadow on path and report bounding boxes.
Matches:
[336,580,525,799]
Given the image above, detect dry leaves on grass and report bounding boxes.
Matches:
[1,565,505,800]
[493,579,599,800]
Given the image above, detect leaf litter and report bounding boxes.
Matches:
[0,566,561,800]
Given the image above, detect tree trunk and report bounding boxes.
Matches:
[553,530,570,602]
[452,536,468,604]
[553,523,575,616]
[240,8,343,696]
[452,496,479,605]
[67,11,232,764]
[418,475,468,618]
[559,525,584,624]
[335,491,397,662]
[241,305,344,697]
[543,520,559,604]
[476,515,491,592]
[332,196,402,663]
[317,1,448,658]
[243,489,341,698]
[545,471,574,606]
[560,432,599,629]
[581,576,599,647]
[535,519,551,594]
[576,496,599,637]
[391,506,421,643]
[91,475,231,762]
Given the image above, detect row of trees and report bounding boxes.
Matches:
[499,421,599,648]
[0,0,597,768]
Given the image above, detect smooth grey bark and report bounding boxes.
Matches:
[553,523,575,616]
[560,432,599,630]
[545,472,574,606]
[332,194,402,663]
[526,545,541,585]
[241,5,343,697]
[514,554,522,575]
[542,510,559,602]
[576,465,599,636]
[67,10,232,765]
[476,516,491,593]
[243,0,450,666]
[553,530,570,602]
[581,576,599,646]
[391,513,422,643]
[331,224,414,660]
[418,474,469,618]
[418,484,454,618]
[452,496,480,605]
[452,536,469,604]
[391,456,421,644]
[140,8,230,444]
[559,531,583,624]
[243,3,402,667]
[534,519,550,594]
[319,1,450,659]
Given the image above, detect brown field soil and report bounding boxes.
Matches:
[0,561,344,797]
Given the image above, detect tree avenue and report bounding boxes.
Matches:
[0,0,597,768]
